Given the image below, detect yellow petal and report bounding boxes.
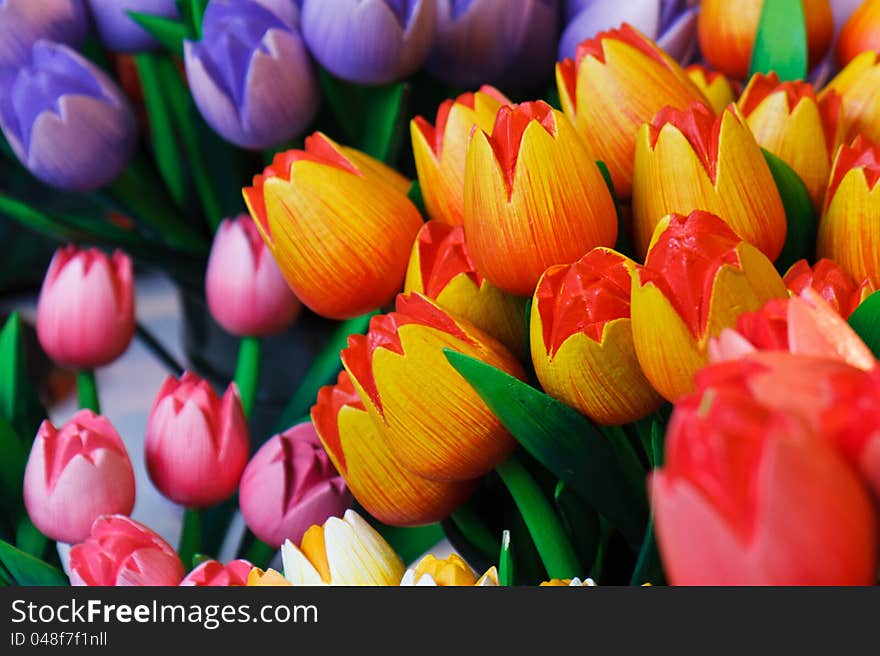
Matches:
[247,567,292,587]
[821,52,880,147]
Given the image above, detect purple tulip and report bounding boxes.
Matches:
[426,0,560,88]
[86,0,179,53]
[184,0,318,149]
[0,0,88,69]
[559,0,699,63]
[301,0,437,85]
[0,41,137,191]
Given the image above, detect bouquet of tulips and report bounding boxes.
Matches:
[3,0,880,589]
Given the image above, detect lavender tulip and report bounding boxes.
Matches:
[0,41,137,191]
[426,0,560,88]
[86,0,179,53]
[185,0,318,149]
[0,0,88,69]
[301,0,437,85]
[559,0,699,63]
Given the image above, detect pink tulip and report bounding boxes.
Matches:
[239,421,350,548]
[23,410,135,544]
[652,385,877,585]
[180,559,253,586]
[68,515,185,586]
[36,245,135,368]
[205,214,301,336]
[145,372,249,508]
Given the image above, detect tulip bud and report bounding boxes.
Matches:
[36,246,135,369]
[184,1,318,149]
[837,0,880,67]
[464,100,617,296]
[630,211,788,401]
[737,73,839,209]
[246,567,291,586]
[410,86,508,226]
[697,0,834,80]
[280,509,406,585]
[205,214,301,337]
[685,64,736,115]
[301,0,436,85]
[708,290,876,370]
[0,41,137,191]
[86,0,179,52]
[0,0,88,68]
[238,422,351,548]
[652,385,877,585]
[341,293,524,482]
[783,258,874,318]
[817,136,880,287]
[180,559,253,586]
[23,411,135,544]
[632,102,787,261]
[145,372,249,508]
[530,247,663,425]
[243,132,423,319]
[404,221,526,355]
[820,51,880,146]
[69,515,185,586]
[312,371,475,526]
[555,23,707,197]
[399,554,498,586]
[559,0,699,63]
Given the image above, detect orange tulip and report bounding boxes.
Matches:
[817,136,880,286]
[632,102,787,261]
[556,23,707,197]
[311,370,475,526]
[410,86,508,226]
[243,132,423,319]
[404,221,526,356]
[530,247,662,425]
[463,100,617,296]
[783,258,875,318]
[697,0,834,80]
[340,292,524,482]
[737,73,839,209]
[685,64,737,115]
[630,211,788,401]
[837,0,880,67]
[821,51,880,147]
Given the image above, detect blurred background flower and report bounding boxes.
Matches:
[86,0,180,53]
[0,0,88,69]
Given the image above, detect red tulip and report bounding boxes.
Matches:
[783,258,875,319]
[180,559,253,586]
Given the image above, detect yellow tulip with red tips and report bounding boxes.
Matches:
[632,102,787,262]
[464,100,617,297]
[242,132,423,320]
[630,211,788,402]
[530,247,662,426]
[817,136,880,287]
[821,51,880,148]
[410,86,508,226]
[555,23,708,198]
[685,65,736,115]
[311,370,476,527]
[737,73,839,210]
[404,221,526,356]
[341,292,524,482]
[837,0,880,67]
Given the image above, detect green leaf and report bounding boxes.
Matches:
[0,416,26,518]
[274,312,377,432]
[554,481,601,572]
[189,0,209,39]
[849,291,880,358]
[359,82,409,164]
[763,149,816,273]
[371,523,443,565]
[127,12,187,56]
[499,530,513,586]
[0,539,67,586]
[0,312,46,440]
[0,193,80,243]
[15,517,47,560]
[750,0,808,81]
[444,349,648,549]
[629,516,665,586]
[450,506,500,562]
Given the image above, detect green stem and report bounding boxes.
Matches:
[234,336,261,418]
[495,455,582,580]
[76,370,100,413]
[245,539,277,569]
[451,507,500,561]
[178,508,203,569]
[498,530,514,586]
